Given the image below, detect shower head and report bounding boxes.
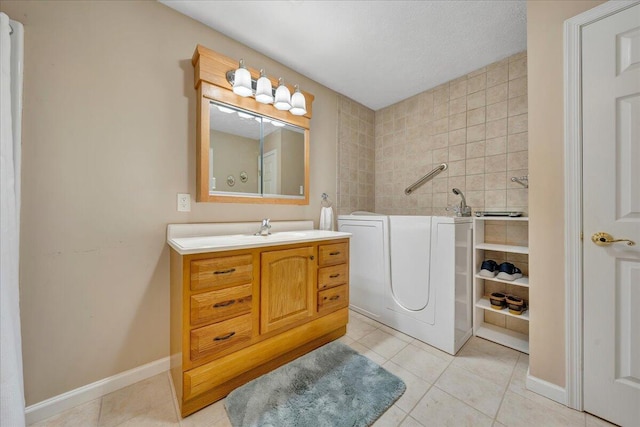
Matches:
[452,188,467,207]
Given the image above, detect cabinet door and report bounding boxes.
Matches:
[260,246,315,334]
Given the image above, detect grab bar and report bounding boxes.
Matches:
[404,163,448,195]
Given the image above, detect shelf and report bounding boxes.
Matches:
[474,243,529,254]
[474,216,529,222]
[474,274,529,287]
[475,323,529,354]
[475,298,529,321]
[473,215,530,353]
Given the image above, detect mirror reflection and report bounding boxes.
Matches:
[209,101,306,198]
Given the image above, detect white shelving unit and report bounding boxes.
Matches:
[473,216,529,353]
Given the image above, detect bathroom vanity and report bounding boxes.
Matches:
[167,222,350,417]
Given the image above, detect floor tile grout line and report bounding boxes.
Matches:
[434,385,497,423]
[358,317,447,422]
[493,352,526,425]
[406,382,435,421]
[97,395,105,427]
[355,322,412,361]
[432,336,517,424]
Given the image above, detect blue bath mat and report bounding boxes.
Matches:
[225,340,406,427]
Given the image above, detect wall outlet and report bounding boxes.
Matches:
[177,193,191,212]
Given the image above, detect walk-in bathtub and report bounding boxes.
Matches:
[337,213,473,355]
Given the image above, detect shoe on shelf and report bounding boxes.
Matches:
[506,295,527,315]
[479,260,499,277]
[489,292,507,309]
[496,262,523,281]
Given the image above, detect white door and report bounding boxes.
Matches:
[263,149,278,195]
[582,4,640,426]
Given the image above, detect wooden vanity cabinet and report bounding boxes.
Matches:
[170,238,349,417]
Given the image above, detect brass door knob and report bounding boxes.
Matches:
[591,232,636,247]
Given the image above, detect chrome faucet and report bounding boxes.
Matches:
[452,188,472,217]
[255,218,272,236]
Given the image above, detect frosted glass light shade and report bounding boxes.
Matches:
[273,78,291,111]
[289,85,307,116]
[233,59,253,97]
[255,69,274,104]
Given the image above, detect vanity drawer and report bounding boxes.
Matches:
[317,264,347,290]
[190,284,253,327]
[317,284,348,314]
[190,313,252,361]
[318,242,348,267]
[190,254,253,291]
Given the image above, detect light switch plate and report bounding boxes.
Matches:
[177,193,191,212]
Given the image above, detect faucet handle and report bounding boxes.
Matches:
[446,204,461,215]
[262,218,271,227]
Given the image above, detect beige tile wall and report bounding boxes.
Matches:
[336,96,376,215]
[374,52,528,215]
[336,53,530,339]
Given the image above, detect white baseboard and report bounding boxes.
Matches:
[526,368,567,406]
[25,357,170,425]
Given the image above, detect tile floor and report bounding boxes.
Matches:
[31,310,615,427]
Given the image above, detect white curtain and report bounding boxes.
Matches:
[0,12,25,427]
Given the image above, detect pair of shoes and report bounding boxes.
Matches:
[480,260,522,281]
[489,292,528,315]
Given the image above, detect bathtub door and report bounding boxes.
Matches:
[338,218,388,319]
[388,216,435,325]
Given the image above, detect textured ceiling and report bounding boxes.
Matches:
[160,0,527,111]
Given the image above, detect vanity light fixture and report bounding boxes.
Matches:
[255,69,274,104]
[232,59,253,97]
[217,105,235,114]
[271,121,285,127]
[226,59,306,116]
[274,78,292,111]
[289,85,307,116]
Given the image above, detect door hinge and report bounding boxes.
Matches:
[580,231,583,241]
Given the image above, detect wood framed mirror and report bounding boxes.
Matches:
[192,45,314,204]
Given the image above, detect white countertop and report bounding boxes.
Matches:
[167,222,350,255]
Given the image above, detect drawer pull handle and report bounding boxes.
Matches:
[213,331,236,341]
[328,295,340,301]
[329,251,341,256]
[329,274,340,278]
[213,299,235,308]
[213,268,236,275]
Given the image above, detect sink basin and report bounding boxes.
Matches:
[260,231,307,238]
[223,231,308,240]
